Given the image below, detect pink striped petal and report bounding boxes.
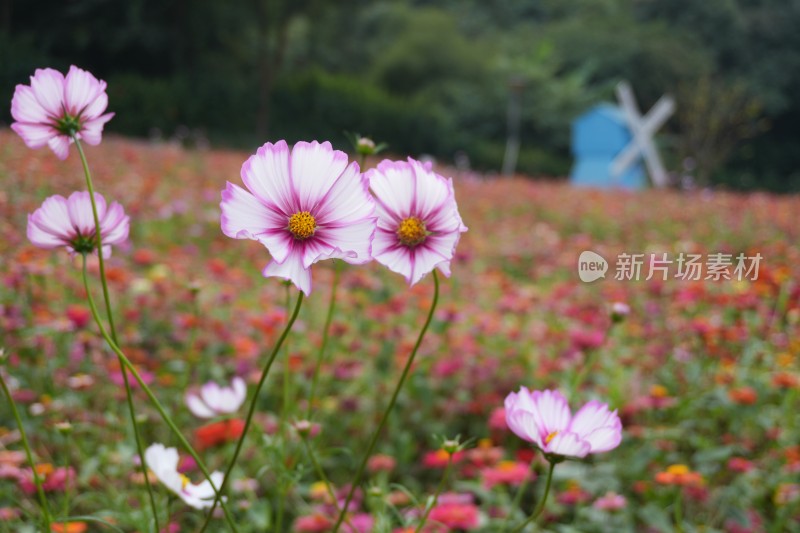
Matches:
[64,65,104,116]
[10,122,56,149]
[11,84,50,124]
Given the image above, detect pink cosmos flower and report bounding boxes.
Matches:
[11,66,114,160]
[504,388,622,458]
[27,191,129,258]
[185,377,247,418]
[366,158,467,286]
[220,140,376,295]
[593,491,627,511]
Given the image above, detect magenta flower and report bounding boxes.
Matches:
[366,159,467,286]
[27,191,129,257]
[10,66,114,160]
[220,140,376,295]
[504,388,622,458]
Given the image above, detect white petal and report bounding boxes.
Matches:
[262,248,312,295]
[220,182,291,264]
[82,89,110,120]
[290,141,349,210]
[64,65,104,116]
[371,229,413,282]
[582,426,622,453]
[144,443,183,494]
[530,390,572,436]
[186,393,216,418]
[67,191,103,237]
[11,122,56,149]
[314,219,375,266]
[367,161,415,222]
[79,113,114,145]
[545,432,591,458]
[568,401,621,440]
[313,163,374,225]
[30,68,66,118]
[408,160,452,221]
[11,84,50,124]
[47,135,72,160]
[242,141,295,215]
[506,409,543,448]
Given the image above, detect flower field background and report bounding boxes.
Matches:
[1,128,799,531]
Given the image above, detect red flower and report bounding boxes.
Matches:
[195,418,245,450]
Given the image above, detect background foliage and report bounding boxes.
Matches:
[2,0,799,191]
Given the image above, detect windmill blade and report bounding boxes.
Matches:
[640,137,670,187]
[610,142,640,177]
[615,81,641,121]
[642,96,675,134]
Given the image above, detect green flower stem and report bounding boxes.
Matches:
[501,460,537,530]
[199,291,305,533]
[331,271,441,533]
[0,369,52,530]
[674,488,684,533]
[510,460,556,533]
[570,348,599,394]
[306,262,341,419]
[414,452,453,533]
[300,435,354,530]
[80,257,238,532]
[73,136,160,533]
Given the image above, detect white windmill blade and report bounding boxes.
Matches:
[611,142,640,177]
[643,96,675,134]
[640,136,670,187]
[615,81,640,119]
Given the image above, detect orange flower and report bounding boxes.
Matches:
[728,386,758,405]
[195,418,245,450]
[51,522,87,533]
[654,464,704,486]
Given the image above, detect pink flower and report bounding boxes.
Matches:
[428,501,480,530]
[367,158,467,286]
[593,491,627,511]
[11,66,114,160]
[27,192,129,258]
[504,388,622,458]
[220,141,376,295]
[481,460,531,488]
[185,377,247,418]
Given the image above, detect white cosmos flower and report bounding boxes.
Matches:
[185,377,247,419]
[144,443,225,509]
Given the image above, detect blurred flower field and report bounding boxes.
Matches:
[1,128,799,532]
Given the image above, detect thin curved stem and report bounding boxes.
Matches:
[501,460,536,530]
[510,460,556,533]
[198,291,305,533]
[331,271,440,533]
[674,488,684,533]
[414,453,453,533]
[300,435,354,529]
[0,369,52,530]
[74,137,160,532]
[307,262,341,419]
[80,257,238,532]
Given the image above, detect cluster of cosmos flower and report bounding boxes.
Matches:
[10,65,623,525]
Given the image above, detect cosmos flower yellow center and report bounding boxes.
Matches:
[396,216,427,246]
[545,431,559,445]
[180,473,190,489]
[288,211,316,240]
